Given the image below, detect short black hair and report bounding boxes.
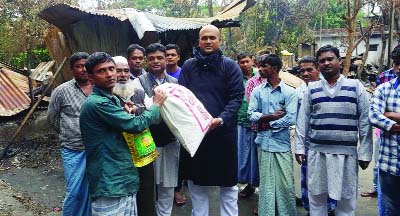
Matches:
[316,45,340,59]
[391,45,400,63]
[145,43,166,56]
[237,52,253,61]
[255,54,268,65]
[127,44,145,58]
[298,56,318,68]
[165,44,180,55]
[258,54,282,71]
[70,52,89,68]
[85,52,115,74]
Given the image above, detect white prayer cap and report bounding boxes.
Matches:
[112,56,128,65]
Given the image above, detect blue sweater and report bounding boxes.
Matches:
[178,48,244,186]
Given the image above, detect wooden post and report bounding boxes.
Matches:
[27,50,34,106]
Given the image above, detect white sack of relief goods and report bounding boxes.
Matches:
[154,83,213,157]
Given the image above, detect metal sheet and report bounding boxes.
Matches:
[1,68,30,92]
[31,61,55,82]
[0,69,31,116]
[39,0,255,33]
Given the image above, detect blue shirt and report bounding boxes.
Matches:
[369,77,400,176]
[248,80,297,152]
[167,67,181,79]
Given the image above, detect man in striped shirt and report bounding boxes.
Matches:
[369,71,400,215]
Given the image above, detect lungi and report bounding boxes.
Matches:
[92,194,137,216]
[258,149,296,216]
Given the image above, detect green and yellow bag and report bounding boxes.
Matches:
[123,128,158,167]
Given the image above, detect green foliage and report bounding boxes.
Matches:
[227,0,316,55]
[9,48,51,69]
[315,0,347,29]
[0,0,75,67]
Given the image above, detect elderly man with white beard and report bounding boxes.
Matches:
[112,56,136,100]
[112,55,157,216]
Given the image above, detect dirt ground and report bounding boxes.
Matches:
[0,111,379,216]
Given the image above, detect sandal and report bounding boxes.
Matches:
[253,207,258,215]
[174,191,187,206]
[239,185,255,198]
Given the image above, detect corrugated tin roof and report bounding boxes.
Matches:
[0,61,26,75]
[0,62,30,92]
[40,0,255,36]
[31,61,55,82]
[144,12,206,32]
[2,68,30,93]
[0,69,31,116]
[39,3,126,28]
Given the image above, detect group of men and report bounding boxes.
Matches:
[48,24,242,216]
[238,45,400,216]
[47,23,399,216]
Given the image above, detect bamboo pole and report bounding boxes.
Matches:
[0,57,67,160]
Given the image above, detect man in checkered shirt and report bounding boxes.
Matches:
[369,70,400,215]
[376,45,400,86]
[361,47,400,200]
[376,46,400,86]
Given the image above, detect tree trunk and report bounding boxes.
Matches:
[342,0,362,76]
[208,0,213,17]
[357,33,370,79]
[343,27,355,76]
[379,25,387,72]
[191,0,200,16]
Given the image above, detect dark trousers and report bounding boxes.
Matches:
[379,170,400,216]
[137,163,156,216]
[175,148,185,192]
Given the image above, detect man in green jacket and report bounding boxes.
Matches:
[80,52,166,215]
